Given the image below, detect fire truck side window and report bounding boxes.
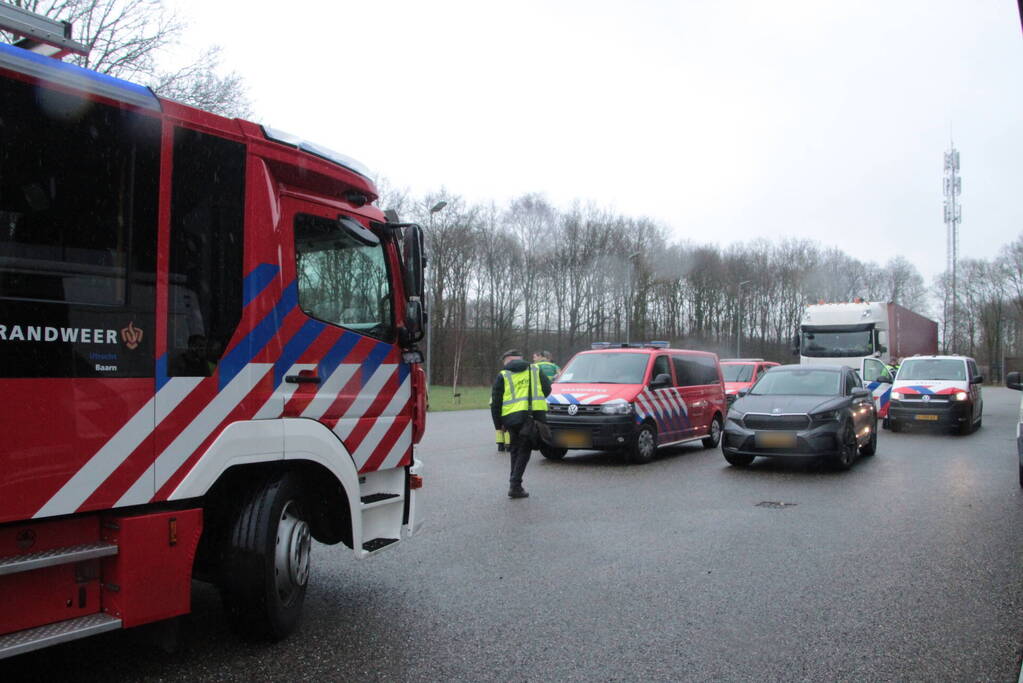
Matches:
[167,128,245,377]
[0,78,159,378]
[294,213,393,341]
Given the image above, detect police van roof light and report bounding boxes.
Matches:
[591,342,611,349]
[645,341,670,348]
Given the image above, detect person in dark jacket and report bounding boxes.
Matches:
[491,349,552,498]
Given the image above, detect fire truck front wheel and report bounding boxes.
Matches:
[221,471,312,640]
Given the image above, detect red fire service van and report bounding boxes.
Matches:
[0,6,428,658]
[720,358,779,406]
[543,343,727,463]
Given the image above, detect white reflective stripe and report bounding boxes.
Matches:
[252,363,316,419]
[300,363,359,419]
[348,375,413,467]
[661,391,680,416]
[340,364,398,421]
[156,377,204,423]
[635,393,658,419]
[351,418,397,470]
[116,463,154,507]
[651,391,673,417]
[335,372,410,441]
[33,394,158,518]
[140,363,273,501]
[379,422,412,470]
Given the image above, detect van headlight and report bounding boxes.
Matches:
[954,391,968,401]
[600,401,633,415]
[891,391,903,400]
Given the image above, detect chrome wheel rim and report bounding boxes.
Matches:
[709,419,721,444]
[274,500,311,605]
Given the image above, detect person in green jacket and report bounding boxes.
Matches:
[533,350,560,382]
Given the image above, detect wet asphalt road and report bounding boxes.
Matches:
[6,388,1023,682]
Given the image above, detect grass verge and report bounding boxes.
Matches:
[428,385,492,411]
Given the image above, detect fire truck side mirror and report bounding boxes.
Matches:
[403,224,425,300]
[400,224,426,345]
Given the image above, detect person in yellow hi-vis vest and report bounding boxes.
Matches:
[490,349,552,498]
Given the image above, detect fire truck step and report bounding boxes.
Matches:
[362,537,399,553]
[0,612,121,660]
[360,493,402,509]
[0,542,118,576]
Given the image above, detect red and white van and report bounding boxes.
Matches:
[887,355,984,434]
[542,343,727,463]
[720,358,779,406]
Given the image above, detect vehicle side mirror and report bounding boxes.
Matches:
[650,373,671,388]
[792,333,800,356]
[878,344,888,354]
[400,298,425,346]
[851,387,871,399]
[1008,371,1023,391]
[737,388,749,398]
[403,224,425,300]
[971,374,984,385]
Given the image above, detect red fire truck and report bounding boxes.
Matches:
[0,5,428,657]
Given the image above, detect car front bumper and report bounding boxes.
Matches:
[721,419,847,457]
[888,400,971,427]
[545,414,638,451]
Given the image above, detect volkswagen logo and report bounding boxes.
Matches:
[922,394,931,402]
[568,404,578,415]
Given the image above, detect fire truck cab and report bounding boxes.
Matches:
[0,7,428,658]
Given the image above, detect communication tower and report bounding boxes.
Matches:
[943,144,961,351]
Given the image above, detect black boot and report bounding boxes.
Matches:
[508,486,529,499]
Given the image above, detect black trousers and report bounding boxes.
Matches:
[506,424,532,488]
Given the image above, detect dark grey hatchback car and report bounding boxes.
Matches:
[721,364,877,470]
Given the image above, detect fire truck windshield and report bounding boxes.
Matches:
[558,352,649,384]
[801,329,874,358]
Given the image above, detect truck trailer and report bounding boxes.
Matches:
[796,300,938,417]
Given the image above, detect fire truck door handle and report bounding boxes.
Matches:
[285,375,321,384]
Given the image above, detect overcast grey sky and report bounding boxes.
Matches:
[172,0,1022,283]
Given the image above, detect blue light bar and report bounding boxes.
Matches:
[0,42,160,111]
[262,125,373,179]
[591,342,611,349]
[645,341,670,348]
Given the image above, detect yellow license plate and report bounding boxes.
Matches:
[914,414,939,421]
[755,432,797,448]
[555,429,591,448]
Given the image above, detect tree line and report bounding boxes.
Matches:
[379,187,1007,390]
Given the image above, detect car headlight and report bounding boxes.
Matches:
[600,401,633,415]
[810,410,841,423]
[891,391,903,400]
[954,391,968,401]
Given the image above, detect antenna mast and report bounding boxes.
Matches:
[943,143,962,352]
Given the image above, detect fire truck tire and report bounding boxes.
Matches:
[628,423,657,464]
[220,471,311,641]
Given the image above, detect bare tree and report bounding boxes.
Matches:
[2,0,251,116]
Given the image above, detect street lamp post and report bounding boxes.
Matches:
[625,252,641,345]
[425,200,447,388]
[736,280,752,357]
